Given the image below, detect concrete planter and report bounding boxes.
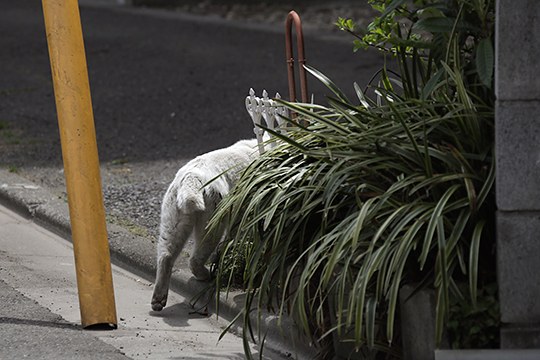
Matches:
[400,284,449,360]
[332,332,365,360]
[330,284,446,359]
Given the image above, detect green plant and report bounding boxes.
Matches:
[447,282,499,349]
[337,0,495,91]
[110,158,129,166]
[7,165,19,173]
[209,0,496,357]
[106,214,150,238]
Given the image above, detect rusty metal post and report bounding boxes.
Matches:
[42,0,117,329]
[285,10,308,103]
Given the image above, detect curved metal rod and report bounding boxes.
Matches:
[285,11,308,103]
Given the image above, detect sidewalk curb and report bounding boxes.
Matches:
[0,169,316,360]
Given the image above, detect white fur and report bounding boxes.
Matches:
[151,139,258,311]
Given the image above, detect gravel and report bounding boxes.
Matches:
[104,182,163,239]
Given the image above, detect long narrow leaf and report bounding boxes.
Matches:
[304,65,350,103]
[420,184,460,269]
[469,220,485,307]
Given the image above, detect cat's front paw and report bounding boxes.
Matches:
[151,293,167,311]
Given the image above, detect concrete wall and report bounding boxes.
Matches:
[496,0,540,348]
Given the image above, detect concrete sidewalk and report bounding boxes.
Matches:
[0,203,263,359]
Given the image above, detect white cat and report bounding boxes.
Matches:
[151,139,258,311]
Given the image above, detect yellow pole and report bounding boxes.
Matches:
[42,0,117,328]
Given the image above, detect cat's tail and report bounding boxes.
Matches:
[176,173,206,213]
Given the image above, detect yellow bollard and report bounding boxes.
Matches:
[42,0,117,328]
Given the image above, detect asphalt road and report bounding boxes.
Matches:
[0,0,382,167]
[0,279,129,359]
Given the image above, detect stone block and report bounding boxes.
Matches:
[501,325,540,349]
[496,0,540,100]
[496,101,540,211]
[497,211,540,323]
[436,349,540,360]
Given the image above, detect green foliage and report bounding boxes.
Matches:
[110,158,129,165]
[210,73,495,356]
[337,0,495,93]
[107,214,150,238]
[476,38,494,88]
[7,165,19,173]
[209,0,497,357]
[447,283,500,348]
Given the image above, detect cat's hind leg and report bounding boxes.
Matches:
[189,210,224,281]
[151,212,195,311]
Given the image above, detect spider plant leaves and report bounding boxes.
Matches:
[208,29,495,355]
[435,285,447,344]
[476,38,494,88]
[436,217,450,316]
[365,296,378,348]
[304,65,350,103]
[354,82,371,109]
[477,153,495,207]
[440,62,476,113]
[389,101,426,172]
[469,219,486,307]
[420,184,460,270]
[277,99,351,135]
[256,122,309,152]
[218,309,244,343]
[386,238,414,343]
[421,68,444,100]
